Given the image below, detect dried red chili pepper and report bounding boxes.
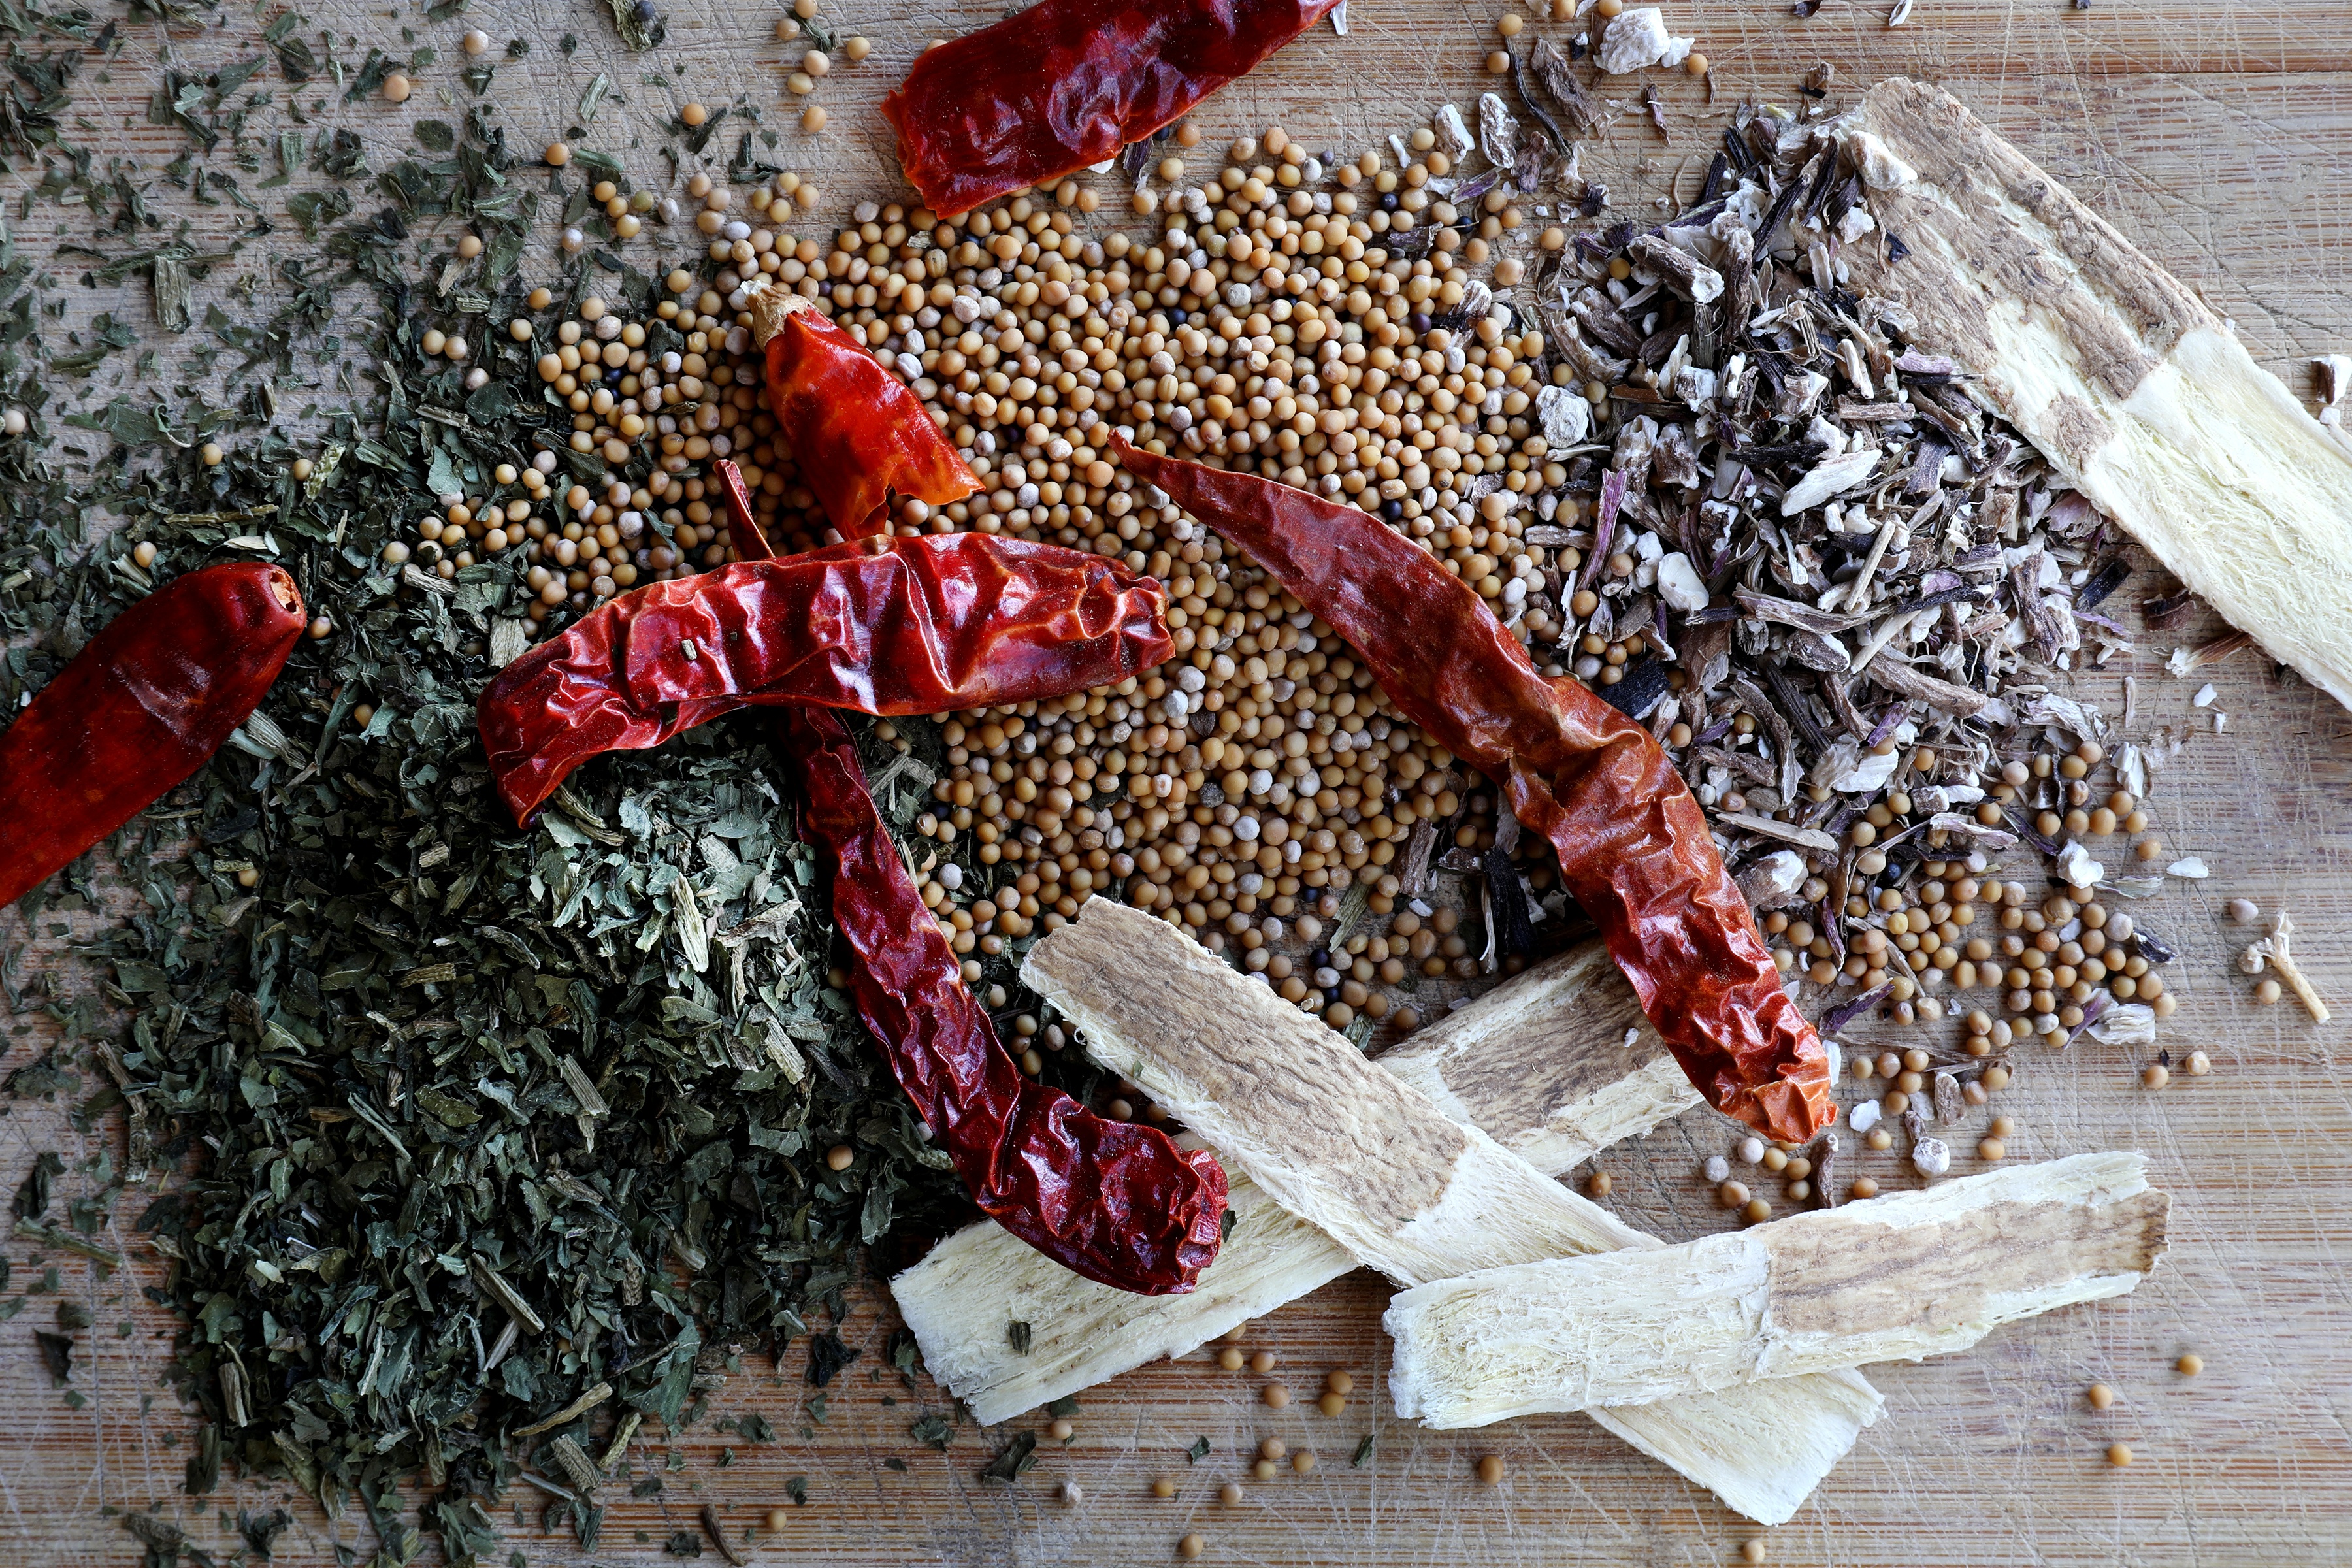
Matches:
[879,0,1344,220]
[779,702,1228,1293]
[1113,436,1834,1143]
[714,465,1225,1290]
[1,563,306,909]
[743,283,977,539]
[478,535,1171,827]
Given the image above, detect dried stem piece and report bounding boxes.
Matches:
[1862,652,1993,717]
[2245,912,2330,1022]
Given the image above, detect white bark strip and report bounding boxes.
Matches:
[892,940,1699,1428]
[1844,79,2352,711]
[1015,898,1884,1526]
[1387,1152,2167,1427]
[894,1176,1352,1429]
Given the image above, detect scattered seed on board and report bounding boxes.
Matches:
[1179,1534,1206,1559]
[1476,1454,1505,1484]
[2108,1443,2134,1467]
[2087,1383,2115,1409]
[2177,1353,2203,1375]
[765,1508,791,1531]
[1219,1481,1244,1507]
[1249,1350,1276,1374]
[1742,1540,1769,1565]
[1263,1383,1290,1409]
[1704,1154,1732,1183]
[1152,1477,1177,1499]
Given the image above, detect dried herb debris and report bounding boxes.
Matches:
[0,31,969,1562]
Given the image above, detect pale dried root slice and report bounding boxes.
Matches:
[896,1175,1351,1429]
[1379,939,1704,1175]
[1844,79,2352,711]
[1028,900,1654,1275]
[1387,1152,2167,1428]
[1021,897,1883,1526]
[892,939,1699,1429]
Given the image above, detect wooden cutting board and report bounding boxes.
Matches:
[3,1,2349,1563]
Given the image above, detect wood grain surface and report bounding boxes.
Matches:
[3,0,2349,1562]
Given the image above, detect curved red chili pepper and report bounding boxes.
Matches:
[478,536,1172,828]
[879,0,1345,220]
[1,562,306,909]
[744,284,977,539]
[780,704,1228,1294]
[1113,436,1834,1144]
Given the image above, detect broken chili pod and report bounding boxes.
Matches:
[0,561,306,909]
[1112,434,1834,1144]
[742,282,977,539]
[713,459,768,559]
[478,534,1171,828]
[879,0,1345,219]
[779,703,1228,1294]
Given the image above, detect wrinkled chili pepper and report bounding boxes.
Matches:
[743,282,977,539]
[1,563,306,909]
[479,534,1171,827]
[718,465,1225,1290]
[879,0,1345,220]
[778,704,1228,1293]
[1114,436,1834,1143]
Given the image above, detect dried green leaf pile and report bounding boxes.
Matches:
[0,24,966,1561]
